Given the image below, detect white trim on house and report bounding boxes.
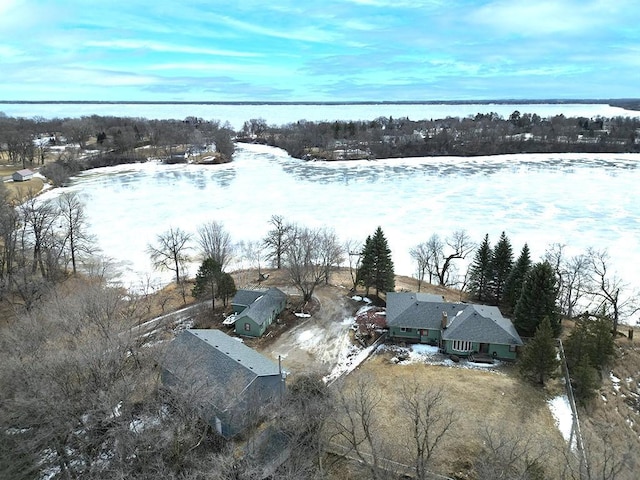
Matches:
[451,340,473,352]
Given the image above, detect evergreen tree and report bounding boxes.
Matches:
[192,258,222,310]
[217,272,237,307]
[514,261,560,337]
[570,354,599,405]
[357,227,395,297]
[490,231,513,305]
[356,235,375,296]
[519,317,559,385]
[504,243,532,312]
[565,313,615,371]
[467,234,492,302]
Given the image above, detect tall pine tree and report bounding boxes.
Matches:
[519,317,559,385]
[490,231,513,305]
[504,243,532,313]
[467,234,492,302]
[192,258,222,310]
[514,261,561,337]
[357,227,394,297]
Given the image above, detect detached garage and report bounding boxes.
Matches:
[12,169,34,182]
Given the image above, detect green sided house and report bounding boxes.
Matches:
[162,329,285,439]
[231,288,287,337]
[386,292,523,360]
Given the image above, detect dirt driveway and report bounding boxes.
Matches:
[257,284,361,377]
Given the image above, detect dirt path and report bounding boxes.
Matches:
[257,284,360,377]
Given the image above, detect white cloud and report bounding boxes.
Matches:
[217,14,337,43]
[469,0,622,36]
[85,39,261,58]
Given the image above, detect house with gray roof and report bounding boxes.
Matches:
[162,329,285,438]
[386,292,523,360]
[232,288,287,337]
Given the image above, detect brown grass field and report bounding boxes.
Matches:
[338,353,568,478]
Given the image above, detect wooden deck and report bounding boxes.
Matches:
[467,352,495,364]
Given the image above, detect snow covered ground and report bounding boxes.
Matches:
[547,395,575,446]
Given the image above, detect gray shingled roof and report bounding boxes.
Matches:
[442,305,523,346]
[386,292,464,329]
[240,288,287,326]
[162,330,281,409]
[232,289,267,308]
[386,292,446,325]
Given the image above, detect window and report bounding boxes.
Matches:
[451,340,473,352]
[244,323,251,331]
[509,344,517,352]
[400,327,412,333]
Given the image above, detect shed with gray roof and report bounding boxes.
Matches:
[12,169,34,182]
[162,329,285,438]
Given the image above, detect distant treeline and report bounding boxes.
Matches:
[2,98,639,108]
[0,114,235,184]
[240,111,640,160]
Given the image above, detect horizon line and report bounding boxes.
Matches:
[2,98,638,106]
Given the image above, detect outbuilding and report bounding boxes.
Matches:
[162,329,285,438]
[12,169,34,182]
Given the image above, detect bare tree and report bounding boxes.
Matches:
[285,226,327,303]
[585,248,639,333]
[57,192,95,274]
[332,375,385,479]
[0,182,19,293]
[239,239,265,282]
[410,242,434,291]
[147,227,192,287]
[196,220,234,271]
[399,383,456,479]
[263,214,293,269]
[344,238,363,292]
[318,227,344,285]
[275,374,334,478]
[61,117,94,149]
[19,194,59,278]
[475,424,548,480]
[545,243,589,318]
[437,230,474,286]
[424,234,444,285]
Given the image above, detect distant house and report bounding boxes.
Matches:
[386,292,523,360]
[231,288,287,337]
[12,169,34,182]
[162,329,285,439]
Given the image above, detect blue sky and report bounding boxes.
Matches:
[1,0,638,101]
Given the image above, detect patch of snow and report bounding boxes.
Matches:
[352,296,373,304]
[411,344,440,355]
[547,395,573,444]
[295,312,311,318]
[323,342,379,384]
[378,344,505,372]
[356,305,375,315]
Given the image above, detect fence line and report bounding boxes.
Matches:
[326,441,454,480]
[556,338,588,473]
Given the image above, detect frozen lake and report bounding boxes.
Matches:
[38,143,640,322]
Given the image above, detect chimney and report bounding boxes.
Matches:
[441,311,448,329]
